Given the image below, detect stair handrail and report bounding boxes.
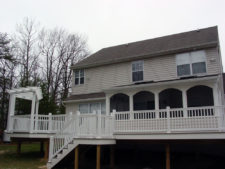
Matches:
[48,112,79,162]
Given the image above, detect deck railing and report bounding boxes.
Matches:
[10,114,67,133]
[48,110,114,162]
[114,106,225,133]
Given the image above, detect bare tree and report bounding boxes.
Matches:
[38,28,88,113]
[15,17,40,87]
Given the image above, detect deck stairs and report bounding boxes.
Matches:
[47,139,78,169]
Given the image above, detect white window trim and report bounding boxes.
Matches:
[75,69,85,86]
[131,60,144,82]
[176,50,207,77]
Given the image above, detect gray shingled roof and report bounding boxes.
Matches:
[72,26,218,69]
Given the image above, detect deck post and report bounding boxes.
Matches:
[76,111,80,137]
[96,145,101,169]
[17,142,21,154]
[165,144,170,169]
[110,145,115,169]
[74,146,79,169]
[40,141,44,154]
[44,139,50,161]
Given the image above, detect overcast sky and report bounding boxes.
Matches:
[1,0,225,68]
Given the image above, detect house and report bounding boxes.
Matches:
[4,26,225,169]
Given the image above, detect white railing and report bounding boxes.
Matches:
[10,113,67,133]
[114,106,225,133]
[48,111,114,162]
[11,115,31,132]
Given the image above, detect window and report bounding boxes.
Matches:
[132,61,143,82]
[176,50,206,76]
[75,69,84,85]
[79,102,106,114]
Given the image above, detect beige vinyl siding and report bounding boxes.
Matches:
[205,48,222,75]
[72,47,221,95]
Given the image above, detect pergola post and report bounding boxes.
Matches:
[30,93,36,133]
[34,101,39,132]
[6,93,16,132]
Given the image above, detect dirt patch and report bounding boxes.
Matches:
[38,165,47,169]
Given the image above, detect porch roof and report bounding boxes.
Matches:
[104,74,219,93]
[64,92,105,103]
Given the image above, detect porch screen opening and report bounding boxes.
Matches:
[187,85,214,107]
[159,88,183,109]
[110,93,129,112]
[133,91,155,110]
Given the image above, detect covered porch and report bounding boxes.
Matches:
[104,75,225,134]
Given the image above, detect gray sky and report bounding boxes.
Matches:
[1,0,225,68]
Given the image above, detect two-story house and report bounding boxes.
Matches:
[5,26,225,169]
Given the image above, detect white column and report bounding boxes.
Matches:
[213,84,219,107]
[30,93,36,133]
[6,94,16,132]
[182,89,188,118]
[106,94,110,115]
[154,91,159,119]
[34,101,39,132]
[129,93,134,119]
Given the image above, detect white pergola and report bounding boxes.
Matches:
[6,87,43,133]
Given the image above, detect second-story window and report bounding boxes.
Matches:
[75,69,84,85]
[176,50,206,77]
[132,61,143,82]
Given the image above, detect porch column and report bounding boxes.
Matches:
[129,93,134,119]
[74,146,79,169]
[165,144,170,169]
[182,89,188,118]
[213,84,219,107]
[6,94,16,132]
[106,94,110,115]
[154,91,159,119]
[96,145,101,169]
[30,92,36,133]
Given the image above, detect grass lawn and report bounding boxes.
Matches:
[0,143,46,169]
